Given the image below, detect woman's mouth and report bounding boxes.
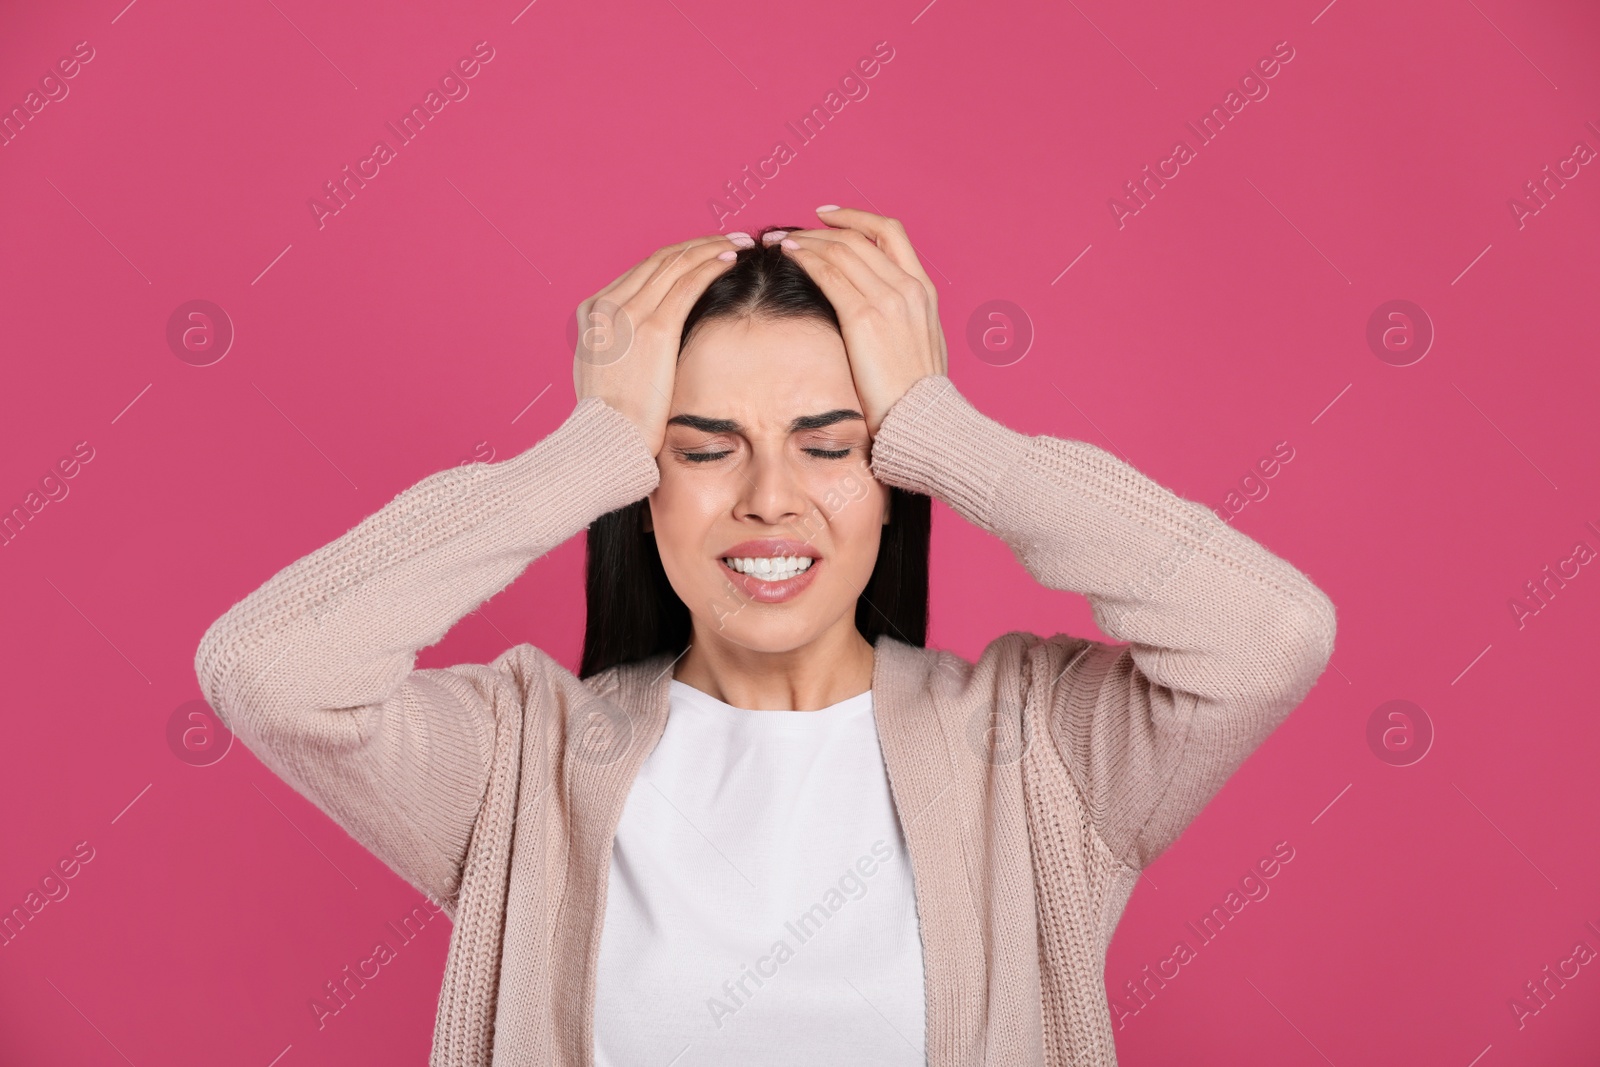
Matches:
[723,556,814,580]
[718,554,821,603]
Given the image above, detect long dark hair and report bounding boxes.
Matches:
[578,225,931,679]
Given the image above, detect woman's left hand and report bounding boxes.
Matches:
[777,207,948,436]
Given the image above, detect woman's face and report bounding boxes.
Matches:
[647,314,889,654]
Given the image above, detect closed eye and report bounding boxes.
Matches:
[676,444,855,462]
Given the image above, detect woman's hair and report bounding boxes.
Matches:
[578,225,931,679]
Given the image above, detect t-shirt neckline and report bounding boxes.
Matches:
[667,678,873,719]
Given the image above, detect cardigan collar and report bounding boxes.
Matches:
[555,634,984,1066]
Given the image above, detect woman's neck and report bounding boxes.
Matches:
[671,616,875,711]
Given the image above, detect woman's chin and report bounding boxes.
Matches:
[692,602,843,656]
[707,619,824,656]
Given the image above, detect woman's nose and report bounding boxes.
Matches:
[734,452,807,525]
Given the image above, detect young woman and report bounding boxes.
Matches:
[195,207,1336,1066]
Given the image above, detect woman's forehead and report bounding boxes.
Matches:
[673,317,858,415]
[679,314,843,364]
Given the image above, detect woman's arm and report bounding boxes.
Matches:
[196,232,740,907]
[777,207,1330,870]
[869,374,1336,870]
[193,398,659,906]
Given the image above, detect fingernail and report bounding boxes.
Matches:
[717,249,737,261]
[762,230,789,245]
[816,204,841,213]
[780,238,799,250]
[726,232,755,248]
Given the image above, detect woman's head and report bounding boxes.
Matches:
[579,226,930,678]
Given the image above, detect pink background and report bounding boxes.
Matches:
[3,0,1598,1062]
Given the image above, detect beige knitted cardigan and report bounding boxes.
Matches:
[194,374,1335,1066]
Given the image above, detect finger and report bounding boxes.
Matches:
[797,214,943,355]
[630,236,742,315]
[782,233,903,311]
[653,246,739,326]
[588,242,687,311]
[605,234,739,311]
[778,240,869,317]
[577,260,640,337]
[810,207,935,302]
[786,228,936,326]
[580,238,737,359]
[783,225,907,292]
[581,245,683,326]
[651,253,742,421]
[786,229,940,358]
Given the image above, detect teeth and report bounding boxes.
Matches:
[723,555,815,580]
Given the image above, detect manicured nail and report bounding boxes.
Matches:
[717,249,737,261]
[762,230,789,245]
[726,231,755,248]
[780,238,799,250]
[816,204,841,213]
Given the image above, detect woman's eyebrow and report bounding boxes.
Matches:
[666,409,864,434]
[790,409,865,431]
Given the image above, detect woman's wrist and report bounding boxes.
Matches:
[869,376,1033,528]
[498,397,660,522]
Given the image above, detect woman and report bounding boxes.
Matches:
[195,207,1336,1066]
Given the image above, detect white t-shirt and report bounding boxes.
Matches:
[594,679,927,1066]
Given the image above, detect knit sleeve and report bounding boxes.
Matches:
[869,375,1335,870]
[193,397,660,905]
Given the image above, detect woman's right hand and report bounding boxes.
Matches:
[572,233,748,456]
